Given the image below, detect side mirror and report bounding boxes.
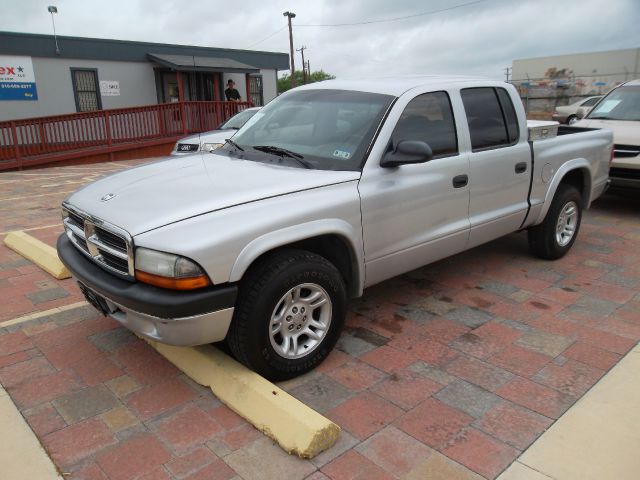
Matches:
[381,140,434,168]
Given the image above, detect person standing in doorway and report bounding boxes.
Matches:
[225,80,241,102]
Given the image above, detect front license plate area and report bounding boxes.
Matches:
[77,281,110,316]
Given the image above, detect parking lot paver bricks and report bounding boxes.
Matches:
[0,162,639,479]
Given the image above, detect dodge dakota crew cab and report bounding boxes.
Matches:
[58,77,613,380]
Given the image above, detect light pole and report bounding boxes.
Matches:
[47,5,60,55]
[283,11,296,88]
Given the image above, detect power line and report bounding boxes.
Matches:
[245,25,287,48]
[297,0,488,27]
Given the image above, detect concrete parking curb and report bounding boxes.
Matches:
[3,231,70,280]
[0,385,62,480]
[147,340,341,459]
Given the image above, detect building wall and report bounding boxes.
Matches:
[512,48,640,94]
[261,69,278,103]
[0,57,158,121]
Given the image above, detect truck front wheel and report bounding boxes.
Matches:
[226,249,346,381]
[528,184,582,260]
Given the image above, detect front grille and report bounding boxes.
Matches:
[67,211,84,229]
[99,249,130,272]
[62,204,133,279]
[610,167,640,180]
[614,144,640,158]
[176,143,199,152]
[95,226,127,251]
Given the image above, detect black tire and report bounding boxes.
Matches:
[567,115,577,125]
[226,249,346,381]
[528,184,582,260]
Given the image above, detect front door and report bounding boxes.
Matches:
[359,90,471,287]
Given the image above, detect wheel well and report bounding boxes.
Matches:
[559,168,590,206]
[244,235,359,297]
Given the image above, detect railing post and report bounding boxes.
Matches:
[10,121,22,170]
[180,101,187,134]
[104,110,114,161]
[156,107,165,137]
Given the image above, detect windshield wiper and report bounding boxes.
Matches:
[252,145,313,169]
[588,116,616,120]
[224,138,244,151]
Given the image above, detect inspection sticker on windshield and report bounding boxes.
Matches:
[333,149,352,160]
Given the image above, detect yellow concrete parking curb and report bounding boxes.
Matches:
[3,231,70,280]
[0,385,62,480]
[147,340,341,459]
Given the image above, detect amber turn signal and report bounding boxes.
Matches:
[135,270,211,290]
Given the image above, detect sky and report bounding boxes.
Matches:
[1,0,639,80]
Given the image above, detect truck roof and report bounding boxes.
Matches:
[293,75,503,97]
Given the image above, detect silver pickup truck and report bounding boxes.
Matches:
[58,77,612,380]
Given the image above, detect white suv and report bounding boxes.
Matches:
[576,79,640,190]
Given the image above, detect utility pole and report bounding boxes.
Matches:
[306,60,310,78]
[504,66,512,83]
[296,46,307,83]
[283,11,296,88]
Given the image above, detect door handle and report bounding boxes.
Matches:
[515,162,527,174]
[452,174,468,188]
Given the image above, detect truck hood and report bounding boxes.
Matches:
[65,154,360,236]
[575,119,640,146]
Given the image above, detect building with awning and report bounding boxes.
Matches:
[0,31,289,170]
[0,31,289,121]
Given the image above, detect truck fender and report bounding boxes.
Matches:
[532,158,592,225]
[229,219,365,296]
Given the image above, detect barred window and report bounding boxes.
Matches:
[71,69,102,112]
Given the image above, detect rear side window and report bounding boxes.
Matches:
[461,87,519,151]
[496,88,519,143]
[581,97,600,107]
[390,91,458,158]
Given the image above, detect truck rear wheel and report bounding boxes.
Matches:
[528,184,582,260]
[226,249,346,381]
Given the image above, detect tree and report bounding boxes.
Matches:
[277,70,336,93]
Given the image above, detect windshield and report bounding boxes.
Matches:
[587,86,640,121]
[219,108,259,129]
[223,89,394,171]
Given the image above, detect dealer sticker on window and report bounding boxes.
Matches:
[333,149,352,160]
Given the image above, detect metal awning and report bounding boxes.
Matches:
[148,53,260,73]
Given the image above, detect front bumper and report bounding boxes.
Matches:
[57,234,237,346]
[609,167,640,190]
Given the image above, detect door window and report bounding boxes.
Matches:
[390,91,458,158]
[461,87,519,150]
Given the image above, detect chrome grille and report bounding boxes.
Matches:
[62,203,134,279]
[614,144,640,158]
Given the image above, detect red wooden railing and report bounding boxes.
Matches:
[0,101,252,171]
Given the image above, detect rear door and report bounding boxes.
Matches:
[460,87,531,248]
[359,90,471,287]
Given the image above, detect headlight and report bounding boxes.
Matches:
[201,142,224,152]
[134,247,211,290]
[173,142,179,151]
